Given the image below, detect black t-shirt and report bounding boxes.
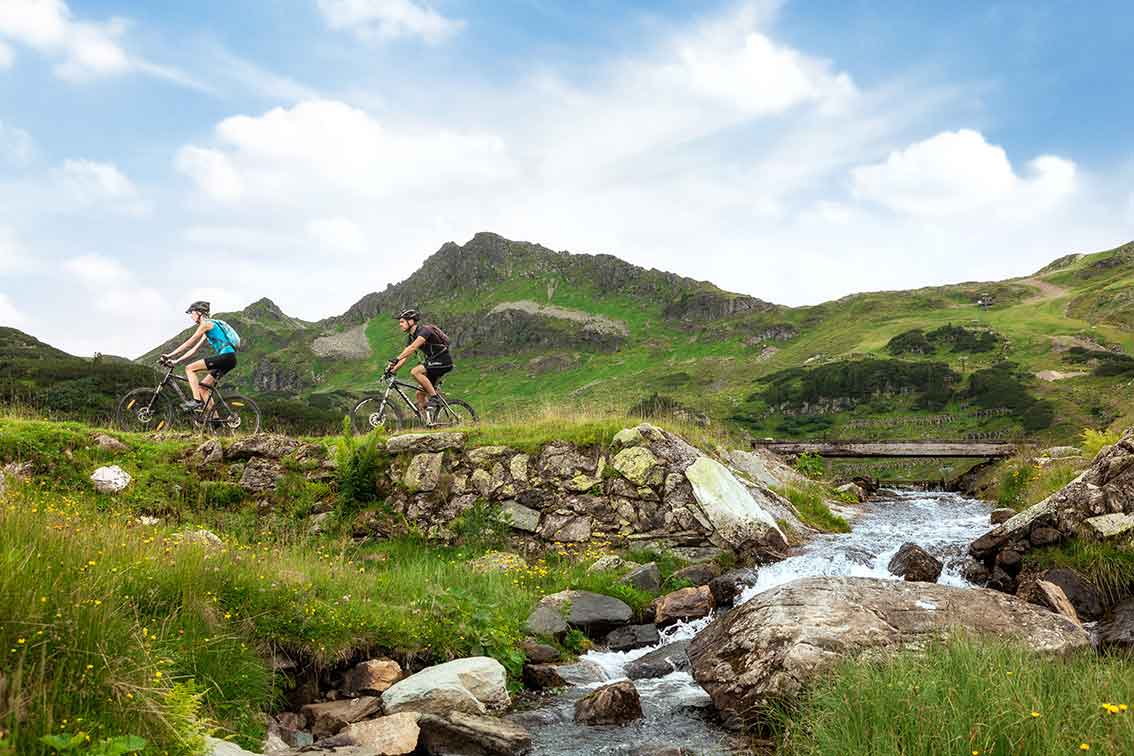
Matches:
[410,324,452,366]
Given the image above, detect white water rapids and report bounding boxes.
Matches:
[522,489,993,755]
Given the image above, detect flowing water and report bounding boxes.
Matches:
[523,489,993,755]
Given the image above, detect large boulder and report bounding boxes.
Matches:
[688,577,1090,729]
[1016,580,1080,626]
[625,640,691,680]
[708,569,756,608]
[342,659,403,695]
[887,543,943,583]
[524,604,568,637]
[301,697,384,739]
[90,465,131,494]
[655,586,714,626]
[403,453,444,493]
[382,657,509,716]
[315,712,421,754]
[1097,598,1134,651]
[683,456,788,557]
[535,590,632,633]
[620,562,661,593]
[240,457,283,494]
[417,712,532,755]
[611,446,664,487]
[574,681,643,726]
[387,432,465,454]
[605,624,660,652]
[1033,568,1104,621]
[671,563,721,587]
[93,433,128,452]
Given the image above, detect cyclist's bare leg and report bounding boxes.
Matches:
[410,364,437,413]
[185,359,208,402]
[199,375,216,416]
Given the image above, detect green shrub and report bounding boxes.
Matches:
[336,421,384,511]
[199,481,246,509]
[793,452,825,479]
[452,502,510,550]
[996,461,1037,510]
[1081,427,1122,459]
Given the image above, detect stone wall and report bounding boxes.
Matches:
[381,423,799,561]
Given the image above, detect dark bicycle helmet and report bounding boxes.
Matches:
[396,308,420,321]
[186,301,211,316]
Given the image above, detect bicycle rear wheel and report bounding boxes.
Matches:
[116,388,173,433]
[433,397,477,427]
[207,393,261,436]
[352,395,404,434]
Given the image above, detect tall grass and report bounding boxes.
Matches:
[770,483,850,533]
[1026,541,1134,608]
[778,640,1134,756]
[0,476,664,753]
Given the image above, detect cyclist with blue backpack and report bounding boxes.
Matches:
[160,301,240,412]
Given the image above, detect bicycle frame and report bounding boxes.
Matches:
[376,374,458,423]
[138,365,234,419]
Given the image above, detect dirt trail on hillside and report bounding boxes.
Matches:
[1017,277,1068,304]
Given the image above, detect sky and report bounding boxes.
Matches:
[1,0,1132,358]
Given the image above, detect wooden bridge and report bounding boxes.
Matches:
[750,439,1018,458]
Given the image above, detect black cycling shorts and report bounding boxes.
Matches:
[204,352,237,380]
[425,362,452,385]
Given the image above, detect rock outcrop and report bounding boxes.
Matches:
[688,577,1089,729]
[970,430,1134,570]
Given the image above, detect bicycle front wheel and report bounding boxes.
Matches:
[208,394,261,436]
[116,388,173,433]
[352,395,404,434]
[434,398,477,427]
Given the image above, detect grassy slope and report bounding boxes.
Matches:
[1,412,845,753]
[303,238,1134,446]
[7,238,1134,444]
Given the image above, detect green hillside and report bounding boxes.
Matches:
[8,234,1134,442]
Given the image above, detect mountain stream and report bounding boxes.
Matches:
[521,489,993,755]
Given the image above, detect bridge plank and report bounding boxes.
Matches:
[750,441,1016,458]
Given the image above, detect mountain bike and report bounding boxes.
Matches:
[351,369,476,433]
[116,359,261,435]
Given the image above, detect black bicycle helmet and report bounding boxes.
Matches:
[396,308,419,321]
[186,301,211,316]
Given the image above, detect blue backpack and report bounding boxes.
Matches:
[212,319,242,350]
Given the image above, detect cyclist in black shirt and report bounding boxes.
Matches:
[388,308,453,421]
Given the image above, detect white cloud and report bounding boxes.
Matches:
[176,99,513,207]
[317,0,464,44]
[0,226,30,273]
[59,159,148,215]
[0,0,197,85]
[851,129,1076,217]
[0,40,12,68]
[0,121,35,164]
[0,292,30,328]
[174,148,244,203]
[306,217,368,256]
[63,253,166,318]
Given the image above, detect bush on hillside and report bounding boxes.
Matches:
[756,359,959,410]
[1081,427,1123,458]
[886,324,1000,356]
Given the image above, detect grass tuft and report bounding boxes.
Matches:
[776,639,1134,756]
